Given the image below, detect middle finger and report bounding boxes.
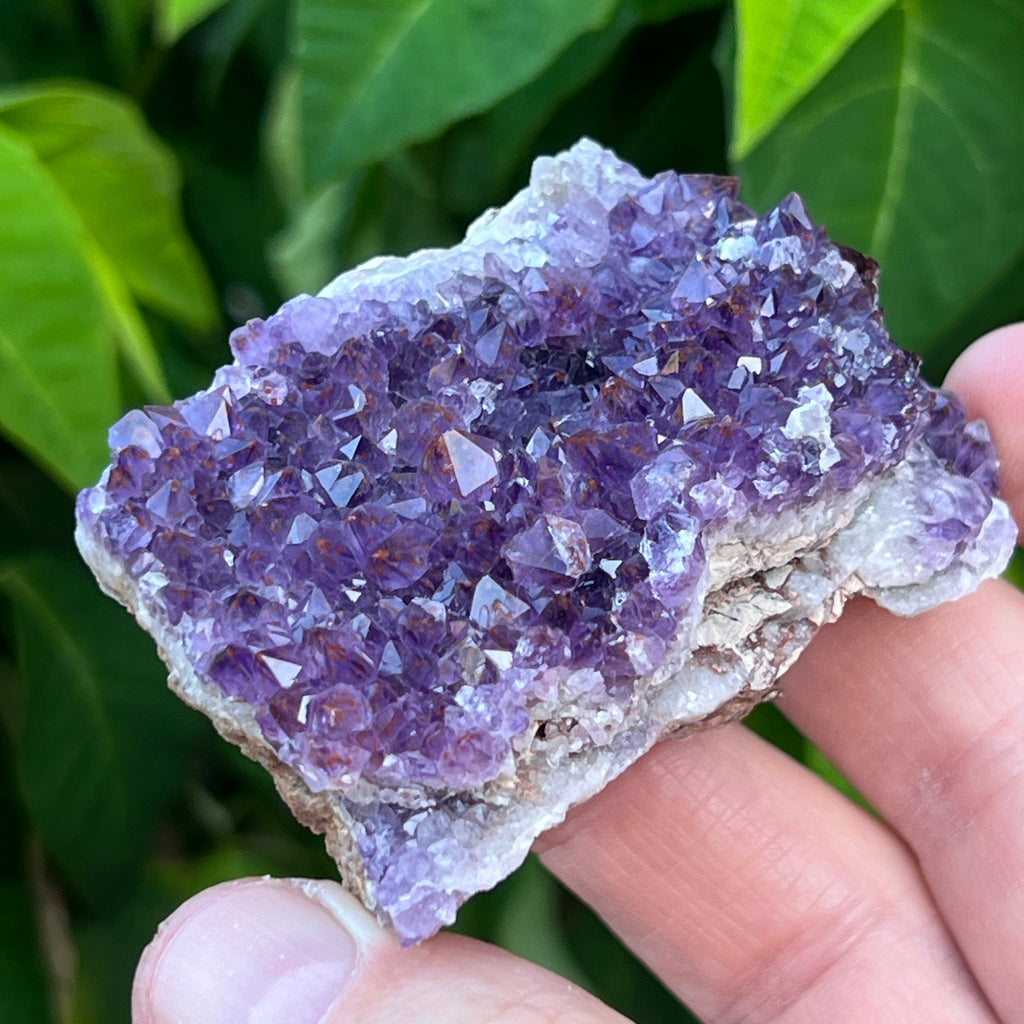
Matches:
[779,580,1024,1022]
[539,721,996,1023]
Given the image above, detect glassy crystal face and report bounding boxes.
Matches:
[77,140,1014,942]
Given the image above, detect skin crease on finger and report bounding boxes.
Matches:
[538,726,998,1024]
[338,932,632,1024]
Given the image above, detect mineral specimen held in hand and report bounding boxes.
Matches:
[76,140,1016,943]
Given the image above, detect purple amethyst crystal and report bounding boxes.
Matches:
[76,140,1016,943]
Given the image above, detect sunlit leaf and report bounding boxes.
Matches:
[0,84,218,339]
[731,0,894,159]
[736,0,1024,359]
[84,240,172,408]
[0,84,219,410]
[296,0,619,189]
[0,127,118,491]
[155,0,232,43]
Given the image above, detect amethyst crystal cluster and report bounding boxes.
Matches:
[76,140,1015,942]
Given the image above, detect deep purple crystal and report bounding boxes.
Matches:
[77,140,1013,942]
[78,148,999,787]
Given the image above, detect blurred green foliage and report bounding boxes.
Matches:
[0,1,1021,1021]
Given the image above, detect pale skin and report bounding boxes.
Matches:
[133,323,1024,1024]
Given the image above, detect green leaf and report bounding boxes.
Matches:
[267,179,359,296]
[189,0,284,103]
[68,869,182,1024]
[731,0,895,159]
[0,555,202,908]
[0,83,219,411]
[736,0,1024,359]
[1004,546,1024,592]
[155,0,232,44]
[492,856,591,989]
[0,84,179,413]
[561,888,697,1023]
[89,0,145,60]
[0,452,74,562]
[634,0,722,22]
[86,240,172,408]
[451,0,645,210]
[296,0,620,189]
[0,879,51,1024]
[744,701,806,761]
[927,249,1024,379]
[803,741,875,814]
[88,0,149,70]
[342,153,461,267]
[0,724,51,1024]
[263,67,306,213]
[0,127,118,491]
[0,84,219,339]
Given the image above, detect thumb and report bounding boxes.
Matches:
[132,876,626,1024]
[132,877,383,1024]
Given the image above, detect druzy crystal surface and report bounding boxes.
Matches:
[76,140,1015,942]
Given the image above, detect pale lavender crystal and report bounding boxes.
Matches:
[76,140,1016,943]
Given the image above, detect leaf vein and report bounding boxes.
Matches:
[0,326,85,461]
[868,3,922,259]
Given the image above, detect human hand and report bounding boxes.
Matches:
[132,324,1024,1024]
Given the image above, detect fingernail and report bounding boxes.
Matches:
[133,878,379,1024]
